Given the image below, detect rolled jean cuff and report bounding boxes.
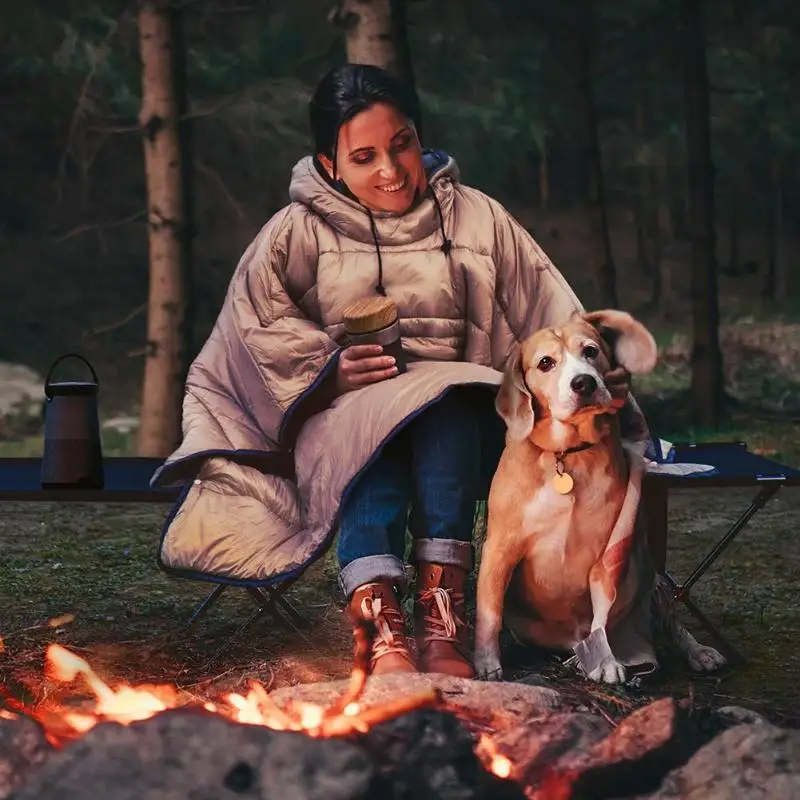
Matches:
[338,554,407,599]
[412,538,473,570]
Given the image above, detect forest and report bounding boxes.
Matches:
[1,0,798,455]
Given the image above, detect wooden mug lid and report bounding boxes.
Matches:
[342,296,399,335]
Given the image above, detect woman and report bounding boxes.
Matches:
[152,64,642,678]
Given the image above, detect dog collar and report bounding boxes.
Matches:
[556,442,595,458]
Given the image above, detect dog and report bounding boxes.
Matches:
[473,309,727,684]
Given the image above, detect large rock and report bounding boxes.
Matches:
[270,673,566,730]
[646,722,800,800]
[11,709,375,800]
[0,715,51,799]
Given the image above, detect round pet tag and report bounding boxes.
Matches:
[551,472,574,495]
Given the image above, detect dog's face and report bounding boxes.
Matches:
[497,309,657,441]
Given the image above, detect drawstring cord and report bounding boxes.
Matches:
[366,210,387,296]
[429,186,453,255]
[365,184,453,297]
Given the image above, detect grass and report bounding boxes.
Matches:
[1,318,799,729]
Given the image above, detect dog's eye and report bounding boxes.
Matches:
[583,345,599,360]
[537,356,556,372]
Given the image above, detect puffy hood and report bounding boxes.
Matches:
[287,150,461,248]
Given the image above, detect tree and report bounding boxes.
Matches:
[329,0,422,133]
[136,0,189,457]
[680,0,724,427]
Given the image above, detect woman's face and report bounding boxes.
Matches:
[319,102,427,214]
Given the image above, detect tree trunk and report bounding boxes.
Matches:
[331,0,422,137]
[136,1,188,457]
[573,0,618,307]
[681,0,724,428]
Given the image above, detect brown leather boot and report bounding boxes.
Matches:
[348,581,417,675]
[415,563,475,678]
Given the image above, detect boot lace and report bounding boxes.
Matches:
[360,596,409,661]
[418,587,465,643]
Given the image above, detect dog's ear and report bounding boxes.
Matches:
[581,309,658,375]
[496,347,535,441]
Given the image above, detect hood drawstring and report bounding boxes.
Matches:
[365,185,452,297]
[429,187,453,256]
[366,210,387,296]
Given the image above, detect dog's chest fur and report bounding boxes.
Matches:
[515,451,624,602]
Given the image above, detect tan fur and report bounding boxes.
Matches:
[474,310,656,681]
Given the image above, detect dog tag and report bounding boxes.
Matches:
[552,472,574,494]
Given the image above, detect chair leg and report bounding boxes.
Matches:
[187,584,227,626]
[201,602,267,670]
[258,585,311,630]
[247,586,322,654]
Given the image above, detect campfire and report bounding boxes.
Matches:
[1,621,781,799]
[0,622,513,782]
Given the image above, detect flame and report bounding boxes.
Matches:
[1,639,515,785]
[0,642,448,749]
[475,733,514,779]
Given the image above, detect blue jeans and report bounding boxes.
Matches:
[337,387,505,597]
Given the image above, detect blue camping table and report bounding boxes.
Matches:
[642,441,800,660]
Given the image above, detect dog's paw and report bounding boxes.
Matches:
[686,643,727,673]
[587,656,627,685]
[474,649,504,681]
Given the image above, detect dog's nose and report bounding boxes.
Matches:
[570,373,597,396]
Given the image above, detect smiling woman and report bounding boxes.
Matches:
[309,66,427,215]
[150,63,650,683]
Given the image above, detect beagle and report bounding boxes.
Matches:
[474,309,727,684]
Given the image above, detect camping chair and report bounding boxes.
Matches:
[0,456,312,654]
[642,440,800,662]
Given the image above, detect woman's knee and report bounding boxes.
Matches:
[412,387,482,434]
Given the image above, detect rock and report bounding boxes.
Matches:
[646,722,800,800]
[269,673,566,731]
[489,713,612,789]
[12,708,375,800]
[0,714,52,799]
[531,698,702,799]
[361,709,524,799]
[0,362,43,420]
[713,705,770,728]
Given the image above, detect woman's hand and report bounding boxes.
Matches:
[336,344,398,394]
[604,365,631,410]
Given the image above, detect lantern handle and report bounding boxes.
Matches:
[44,353,100,399]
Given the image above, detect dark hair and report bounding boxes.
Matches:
[309,64,421,175]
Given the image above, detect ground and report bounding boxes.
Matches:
[0,417,798,728]
[1,259,799,727]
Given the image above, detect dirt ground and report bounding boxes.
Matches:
[1,473,798,727]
